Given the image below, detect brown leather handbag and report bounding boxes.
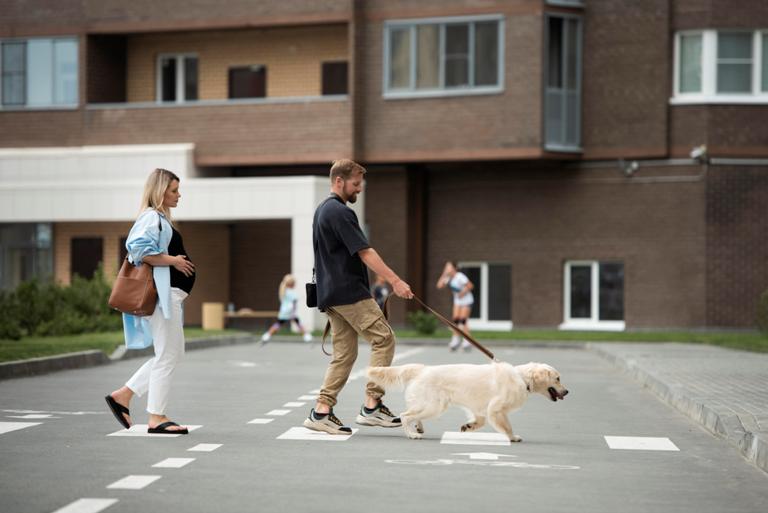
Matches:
[108,258,157,316]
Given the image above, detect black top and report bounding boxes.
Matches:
[168,227,195,294]
[313,194,371,310]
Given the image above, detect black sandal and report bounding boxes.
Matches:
[104,395,131,429]
[147,421,189,435]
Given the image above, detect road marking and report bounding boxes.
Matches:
[440,431,511,446]
[188,443,222,452]
[277,426,358,441]
[7,414,54,419]
[2,409,101,416]
[297,395,316,400]
[308,389,321,394]
[0,421,42,435]
[393,347,425,362]
[604,436,679,451]
[283,402,305,407]
[106,475,161,490]
[227,360,258,368]
[385,458,580,470]
[248,418,274,424]
[266,409,290,416]
[452,452,517,460]
[106,424,202,437]
[152,457,196,468]
[51,498,118,513]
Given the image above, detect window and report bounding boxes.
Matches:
[228,65,266,99]
[459,262,512,330]
[561,261,624,331]
[71,237,103,280]
[119,237,128,266]
[0,223,53,291]
[322,61,348,95]
[0,38,78,108]
[157,54,198,103]
[383,15,504,97]
[545,15,582,151]
[673,30,768,103]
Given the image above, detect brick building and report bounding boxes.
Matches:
[0,0,766,330]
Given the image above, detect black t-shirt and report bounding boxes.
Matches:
[313,194,371,310]
[168,227,195,294]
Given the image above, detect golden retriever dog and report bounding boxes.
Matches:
[367,361,568,442]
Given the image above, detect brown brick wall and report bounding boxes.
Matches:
[580,0,670,159]
[125,25,348,102]
[358,1,544,162]
[53,222,133,286]
[706,165,768,328]
[420,163,707,328]
[229,220,291,318]
[674,0,768,30]
[364,166,409,325]
[670,106,768,158]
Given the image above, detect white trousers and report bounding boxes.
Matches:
[126,287,187,415]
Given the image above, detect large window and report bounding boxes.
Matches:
[157,54,198,103]
[0,224,53,291]
[0,38,78,108]
[673,30,768,103]
[459,262,512,330]
[383,15,504,98]
[545,15,582,151]
[561,261,624,331]
[229,65,266,99]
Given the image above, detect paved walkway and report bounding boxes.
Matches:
[588,342,768,474]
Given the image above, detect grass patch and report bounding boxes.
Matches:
[393,328,768,353]
[0,328,239,363]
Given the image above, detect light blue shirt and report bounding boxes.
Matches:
[121,208,173,349]
[278,288,298,320]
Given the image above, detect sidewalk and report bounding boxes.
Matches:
[589,342,768,475]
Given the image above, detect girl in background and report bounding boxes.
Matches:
[436,261,474,351]
[261,274,312,343]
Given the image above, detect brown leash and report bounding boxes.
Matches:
[320,294,497,362]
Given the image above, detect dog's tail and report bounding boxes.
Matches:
[367,364,425,389]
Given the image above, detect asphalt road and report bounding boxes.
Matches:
[1,342,766,513]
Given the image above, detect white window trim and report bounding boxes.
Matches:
[382,14,505,100]
[459,261,513,331]
[672,29,768,104]
[0,36,79,110]
[155,53,198,104]
[559,261,625,332]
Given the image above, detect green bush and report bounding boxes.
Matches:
[406,310,438,335]
[757,289,768,335]
[0,266,121,340]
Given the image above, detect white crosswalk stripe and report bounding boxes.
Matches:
[51,498,118,513]
[0,421,42,435]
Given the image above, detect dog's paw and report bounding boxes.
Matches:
[406,431,423,440]
[510,435,523,442]
[416,422,424,434]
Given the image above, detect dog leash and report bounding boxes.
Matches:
[320,294,497,362]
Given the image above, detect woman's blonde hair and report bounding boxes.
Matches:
[279,274,295,300]
[139,168,180,222]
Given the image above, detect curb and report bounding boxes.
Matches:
[0,333,257,381]
[588,343,768,475]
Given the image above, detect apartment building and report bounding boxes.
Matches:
[0,0,766,330]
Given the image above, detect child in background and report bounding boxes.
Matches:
[261,274,313,343]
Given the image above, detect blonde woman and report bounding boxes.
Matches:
[436,261,474,351]
[261,274,312,343]
[105,168,196,434]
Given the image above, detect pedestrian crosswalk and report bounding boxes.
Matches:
[0,421,42,435]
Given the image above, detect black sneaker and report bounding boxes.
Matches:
[303,408,352,434]
[355,401,402,428]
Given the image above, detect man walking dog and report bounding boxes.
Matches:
[304,159,413,434]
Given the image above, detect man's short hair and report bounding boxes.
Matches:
[330,159,366,182]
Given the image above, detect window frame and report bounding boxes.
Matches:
[560,260,625,332]
[155,53,199,104]
[458,261,513,331]
[672,29,768,104]
[382,14,505,99]
[544,12,583,152]
[0,36,79,110]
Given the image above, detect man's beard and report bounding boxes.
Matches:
[347,193,357,203]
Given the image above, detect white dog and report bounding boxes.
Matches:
[367,361,568,442]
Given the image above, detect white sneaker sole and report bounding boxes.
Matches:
[355,414,401,428]
[302,417,352,435]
